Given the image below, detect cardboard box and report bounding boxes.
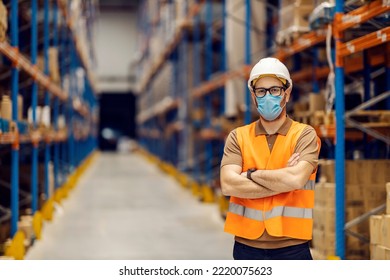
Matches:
[363,184,387,211]
[279,4,313,31]
[369,215,383,245]
[0,0,7,42]
[386,247,390,260]
[309,92,326,112]
[312,228,335,257]
[324,160,335,183]
[383,215,390,248]
[313,206,334,232]
[346,184,364,205]
[370,244,387,260]
[371,161,388,184]
[387,183,390,214]
[345,161,359,184]
[346,205,366,234]
[314,182,335,208]
[281,0,314,8]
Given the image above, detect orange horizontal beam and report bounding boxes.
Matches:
[275,31,327,61]
[0,130,68,145]
[338,26,390,57]
[0,42,90,118]
[337,0,390,32]
[191,65,250,98]
[0,42,68,101]
[291,66,330,82]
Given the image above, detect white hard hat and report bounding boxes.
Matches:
[248,57,292,90]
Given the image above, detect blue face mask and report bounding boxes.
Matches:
[256,94,285,121]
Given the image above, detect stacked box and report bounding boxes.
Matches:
[49,47,61,84]
[387,183,390,214]
[309,92,326,112]
[314,160,390,259]
[0,0,7,42]
[313,182,335,258]
[276,1,314,45]
[369,214,390,260]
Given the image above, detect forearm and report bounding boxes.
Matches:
[250,164,309,192]
[221,172,282,199]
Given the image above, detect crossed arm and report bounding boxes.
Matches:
[220,153,314,199]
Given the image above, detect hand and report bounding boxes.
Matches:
[287,153,300,167]
[240,153,299,178]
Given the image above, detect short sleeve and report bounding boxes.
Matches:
[294,126,320,171]
[220,129,243,168]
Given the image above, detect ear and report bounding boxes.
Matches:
[250,91,258,106]
[285,86,292,103]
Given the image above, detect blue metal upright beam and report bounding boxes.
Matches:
[193,0,201,183]
[362,50,371,157]
[220,0,226,115]
[59,22,67,183]
[69,43,76,171]
[386,43,390,110]
[43,0,51,199]
[10,0,19,237]
[30,0,39,214]
[53,0,60,190]
[312,48,320,94]
[179,11,189,171]
[205,0,213,184]
[244,0,251,124]
[335,0,346,260]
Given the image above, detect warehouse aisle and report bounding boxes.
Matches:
[26,152,233,260]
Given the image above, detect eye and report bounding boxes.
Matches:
[270,87,280,94]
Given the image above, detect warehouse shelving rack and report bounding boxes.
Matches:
[274,0,390,260]
[136,0,390,260]
[271,0,390,260]
[332,0,390,260]
[136,0,230,203]
[0,0,98,259]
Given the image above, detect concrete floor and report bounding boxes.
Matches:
[25,152,233,260]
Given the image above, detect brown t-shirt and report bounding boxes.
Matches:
[220,117,320,249]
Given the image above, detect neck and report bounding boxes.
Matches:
[260,112,287,135]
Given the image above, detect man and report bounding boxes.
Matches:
[220,57,321,260]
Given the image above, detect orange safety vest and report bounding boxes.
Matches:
[224,120,320,240]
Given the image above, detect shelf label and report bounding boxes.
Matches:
[297,38,312,47]
[346,42,355,54]
[342,14,361,24]
[377,30,387,42]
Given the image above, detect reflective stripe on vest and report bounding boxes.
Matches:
[264,206,312,219]
[229,202,313,221]
[229,202,264,221]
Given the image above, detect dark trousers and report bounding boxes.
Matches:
[233,241,313,260]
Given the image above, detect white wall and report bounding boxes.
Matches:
[93,9,138,93]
